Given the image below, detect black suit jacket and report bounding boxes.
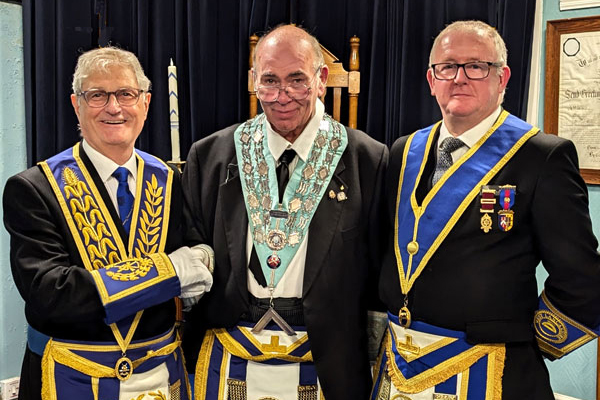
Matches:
[182,123,388,400]
[379,125,600,399]
[2,146,183,400]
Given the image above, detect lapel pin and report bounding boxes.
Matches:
[328,190,336,199]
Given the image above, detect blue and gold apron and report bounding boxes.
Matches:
[195,323,323,400]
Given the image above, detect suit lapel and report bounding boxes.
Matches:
[219,159,250,298]
[303,157,347,297]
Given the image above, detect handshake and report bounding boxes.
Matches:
[169,244,215,311]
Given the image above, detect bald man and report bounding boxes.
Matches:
[182,25,388,400]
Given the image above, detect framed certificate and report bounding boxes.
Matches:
[544,16,600,185]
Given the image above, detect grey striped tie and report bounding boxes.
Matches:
[432,137,465,185]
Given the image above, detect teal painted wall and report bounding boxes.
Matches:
[0,1,27,380]
[536,3,600,400]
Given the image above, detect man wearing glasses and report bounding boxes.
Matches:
[372,20,600,399]
[182,24,387,400]
[3,47,213,400]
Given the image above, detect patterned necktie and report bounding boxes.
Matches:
[276,149,296,203]
[112,167,134,233]
[432,137,465,185]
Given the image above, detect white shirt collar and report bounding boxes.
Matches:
[266,99,325,162]
[81,139,137,182]
[438,107,502,149]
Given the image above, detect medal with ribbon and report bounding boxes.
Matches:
[497,185,516,232]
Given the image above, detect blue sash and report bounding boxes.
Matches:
[394,111,538,295]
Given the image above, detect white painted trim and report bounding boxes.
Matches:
[560,0,600,10]
[526,0,544,127]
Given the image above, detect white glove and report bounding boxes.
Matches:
[168,244,214,307]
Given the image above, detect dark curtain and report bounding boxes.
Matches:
[22,0,535,166]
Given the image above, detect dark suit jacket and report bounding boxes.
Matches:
[2,146,183,400]
[182,123,388,400]
[379,125,600,399]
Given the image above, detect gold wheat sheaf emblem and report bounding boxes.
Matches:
[63,167,120,269]
[130,390,167,400]
[135,174,163,258]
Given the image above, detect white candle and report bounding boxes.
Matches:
[168,59,180,162]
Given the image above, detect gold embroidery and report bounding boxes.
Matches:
[227,379,247,400]
[170,379,181,400]
[383,330,506,395]
[135,174,164,258]
[129,390,167,400]
[262,336,287,353]
[298,384,318,400]
[63,166,120,269]
[534,310,567,344]
[105,258,154,281]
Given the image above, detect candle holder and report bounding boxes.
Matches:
[168,160,186,173]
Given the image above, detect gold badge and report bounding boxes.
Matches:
[328,190,336,199]
[115,356,133,381]
[480,213,492,233]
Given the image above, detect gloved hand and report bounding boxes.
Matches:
[168,244,214,310]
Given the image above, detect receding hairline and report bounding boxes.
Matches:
[254,24,324,73]
[429,20,507,66]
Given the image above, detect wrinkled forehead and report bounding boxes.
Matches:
[255,36,315,76]
[82,65,138,88]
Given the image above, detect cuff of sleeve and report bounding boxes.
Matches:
[534,290,599,359]
[90,252,181,324]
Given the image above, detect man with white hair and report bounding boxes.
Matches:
[3,46,213,400]
[183,24,387,400]
[373,20,600,399]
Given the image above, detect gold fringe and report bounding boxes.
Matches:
[41,339,56,400]
[195,330,216,400]
[384,330,506,394]
[490,346,505,400]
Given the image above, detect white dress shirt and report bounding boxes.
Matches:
[437,106,503,163]
[81,139,137,217]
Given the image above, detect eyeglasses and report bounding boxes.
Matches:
[78,88,145,108]
[255,67,321,103]
[430,61,502,80]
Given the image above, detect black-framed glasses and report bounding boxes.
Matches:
[78,88,144,108]
[430,61,502,80]
[255,67,321,103]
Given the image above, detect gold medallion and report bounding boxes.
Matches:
[399,306,412,328]
[266,230,287,251]
[480,213,492,233]
[115,356,133,381]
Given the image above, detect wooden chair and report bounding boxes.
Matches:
[248,34,360,129]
